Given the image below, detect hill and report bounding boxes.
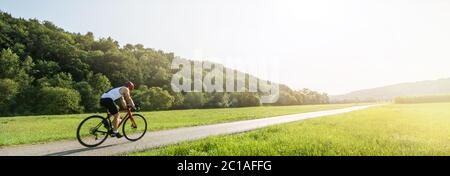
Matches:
[0,12,328,116]
[331,78,450,103]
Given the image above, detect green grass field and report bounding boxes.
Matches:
[0,104,356,146]
[130,103,450,156]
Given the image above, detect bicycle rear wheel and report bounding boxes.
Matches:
[77,115,109,147]
[122,114,147,141]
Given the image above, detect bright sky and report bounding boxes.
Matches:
[1,0,450,95]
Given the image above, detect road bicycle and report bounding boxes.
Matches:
[76,106,147,147]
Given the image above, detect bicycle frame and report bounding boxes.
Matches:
[107,107,137,129]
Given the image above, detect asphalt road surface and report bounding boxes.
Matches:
[0,105,374,156]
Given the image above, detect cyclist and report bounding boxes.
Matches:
[100,81,136,138]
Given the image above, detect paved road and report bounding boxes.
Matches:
[0,105,374,156]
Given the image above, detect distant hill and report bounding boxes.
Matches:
[331,78,450,103]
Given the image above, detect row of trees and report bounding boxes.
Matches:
[272,84,329,106]
[0,12,329,116]
[132,86,265,110]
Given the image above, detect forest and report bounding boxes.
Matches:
[0,12,329,116]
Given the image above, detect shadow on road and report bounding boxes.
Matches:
[45,144,118,156]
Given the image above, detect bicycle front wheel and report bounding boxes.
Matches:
[122,114,147,141]
[77,115,109,147]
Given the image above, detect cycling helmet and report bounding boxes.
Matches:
[125,81,135,91]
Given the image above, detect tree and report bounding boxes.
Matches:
[204,92,229,108]
[171,92,185,109]
[0,48,33,92]
[0,48,21,78]
[70,73,112,112]
[183,92,206,109]
[0,48,37,115]
[293,92,305,104]
[85,50,139,86]
[229,93,261,107]
[0,79,19,115]
[92,37,119,52]
[74,32,95,51]
[32,60,60,79]
[88,73,112,95]
[133,87,174,111]
[36,87,83,115]
[275,91,298,106]
[37,72,74,89]
[74,81,98,112]
[12,86,38,115]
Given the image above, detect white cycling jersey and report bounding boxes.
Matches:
[101,87,124,101]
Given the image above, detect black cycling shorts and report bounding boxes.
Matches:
[100,98,119,115]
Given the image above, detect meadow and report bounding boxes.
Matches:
[0,104,355,146]
[130,103,450,156]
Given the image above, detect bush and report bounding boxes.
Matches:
[171,92,185,109]
[183,92,206,109]
[0,79,19,115]
[275,91,298,106]
[134,87,174,110]
[36,87,84,115]
[229,93,261,107]
[204,93,230,108]
[74,81,98,112]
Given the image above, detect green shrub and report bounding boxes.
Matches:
[182,92,206,109]
[204,93,230,108]
[275,91,298,105]
[134,87,174,110]
[74,81,98,112]
[36,87,84,114]
[0,79,19,114]
[229,93,261,107]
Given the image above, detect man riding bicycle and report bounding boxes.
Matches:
[100,81,136,138]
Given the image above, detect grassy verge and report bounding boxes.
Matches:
[129,103,450,156]
[0,104,357,146]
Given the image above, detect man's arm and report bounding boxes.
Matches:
[122,88,135,108]
[120,97,127,109]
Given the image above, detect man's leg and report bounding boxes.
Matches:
[111,112,123,138]
[112,112,120,131]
